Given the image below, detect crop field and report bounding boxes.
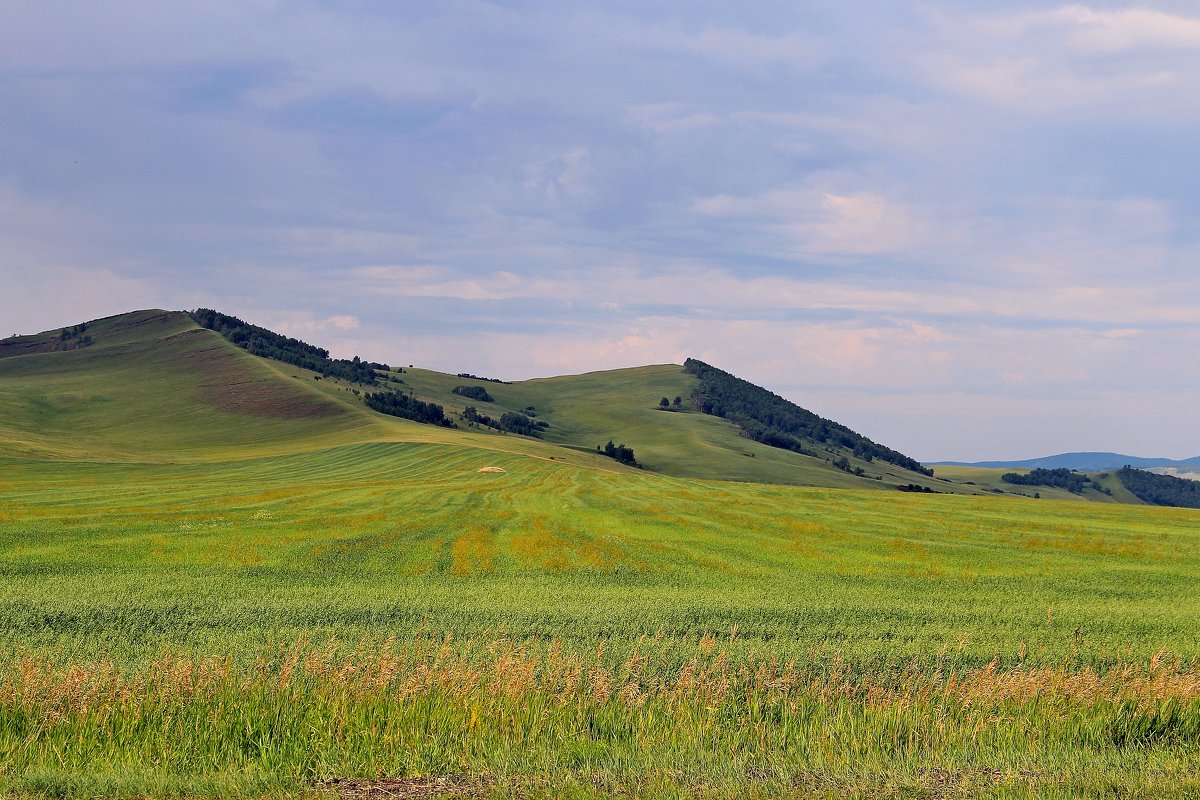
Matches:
[3,442,1200,798]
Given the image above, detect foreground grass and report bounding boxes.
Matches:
[5,638,1200,799]
[2,442,1199,796]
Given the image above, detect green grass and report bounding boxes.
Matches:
[398,364,974,490]
[3,443,1200,798]
[2,311,1200,797]
[3,441,1198,666]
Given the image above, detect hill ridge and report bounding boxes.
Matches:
[932,452,1200,471]
[0,308,964,491]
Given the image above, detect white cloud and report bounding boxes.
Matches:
[695,185,932,256]
[918,4,1200,112]
[1028,6,1200,53]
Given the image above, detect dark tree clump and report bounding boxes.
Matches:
[599,440,638,466]
[1001,468,1088,494]
[498,411,548,438]
[364,390,453,427]
[1116,466,1200,508]
[452,385,494,402]
[461,406,498,429]
[682,358,931,475]
[57,323,94,349]
[190,308,379,384]
[832,456,865,477]
[456,373,511,384]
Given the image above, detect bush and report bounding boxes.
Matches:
[598,440,638,466]
[452,385,494,403]
[498,412,548,438]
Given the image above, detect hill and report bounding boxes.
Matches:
[0,308,955,490]
[0,310,377,461]
[931,452,1200,471]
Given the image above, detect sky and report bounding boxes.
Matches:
[3,1,1199,462]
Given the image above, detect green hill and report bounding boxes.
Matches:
[392,363,952,489]
[1,309,956,491]
[0,310,385,461]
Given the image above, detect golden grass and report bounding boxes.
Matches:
[6,639,1200,719]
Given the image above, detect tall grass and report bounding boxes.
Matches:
[3,637,1200,799]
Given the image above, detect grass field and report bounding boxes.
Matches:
[3,443,1200,798]
[2,312,1200,798]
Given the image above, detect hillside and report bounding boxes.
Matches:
[932,452,1200,471]
[0,311,368,460]
[0,309,1007,493]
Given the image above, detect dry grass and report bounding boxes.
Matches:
[3,638,1200,798]
[5,638,1200,721]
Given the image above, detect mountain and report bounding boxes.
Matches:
[0,309,950,493]
[931,452,1200,472]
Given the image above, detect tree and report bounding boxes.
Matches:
[600,440,638,466]
[673,396,682,409]
[659,397,670,409]
[452,385,494,402]
[683,358,931,475]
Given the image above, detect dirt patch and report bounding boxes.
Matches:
[318,776,483,799]
[185,335,343,420]
[476,466,506,473]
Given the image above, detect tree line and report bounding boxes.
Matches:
[1116,466,1200,508]
[461,407,548,438]
[1002,467,1089,494]
[190,309,384,384]
[364,390,453,427]
[682,359,932,475]
[456,373,511,384]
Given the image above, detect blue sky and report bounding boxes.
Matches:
[3,1,1199,461]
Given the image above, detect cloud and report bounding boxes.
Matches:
[1020,6,1200,53]
[918,4,1200,113]
[696,186,930,256]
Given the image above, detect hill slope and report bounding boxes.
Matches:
[0,309,970,492]
[371,364,948,489]
[932,452,1200,471]
[0,310,385,461]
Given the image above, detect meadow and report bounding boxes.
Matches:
[3,441,1200,798]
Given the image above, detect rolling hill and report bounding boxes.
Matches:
[0,309,954,492]
[931,452,1200,471]
[8,308,1191,507]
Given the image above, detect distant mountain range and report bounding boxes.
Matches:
[931,452,1200,472]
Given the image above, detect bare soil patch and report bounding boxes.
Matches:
[319,776,483,799]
